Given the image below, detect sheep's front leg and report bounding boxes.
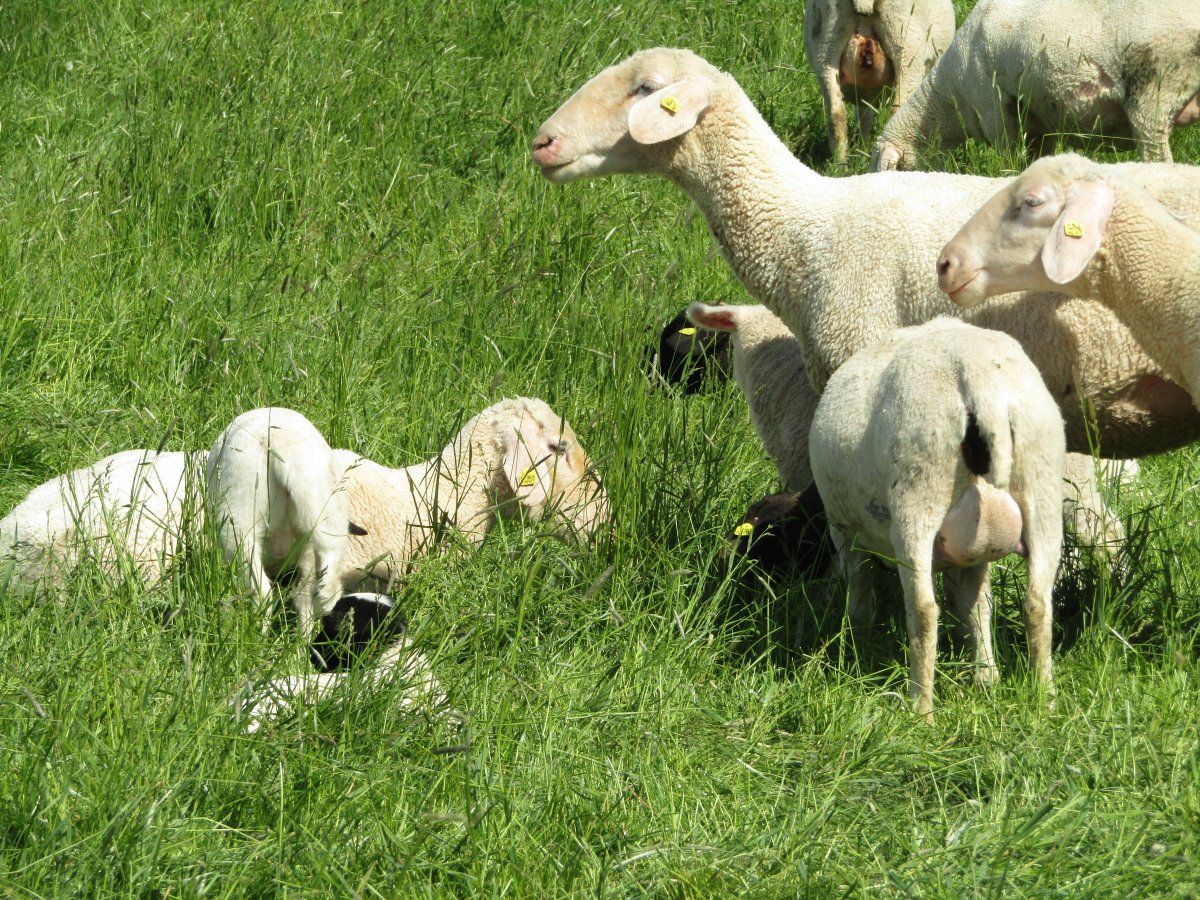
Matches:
[943,564,997,688]
[821,65,851,166]
[1125,93,1173,162]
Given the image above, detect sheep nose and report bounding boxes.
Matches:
[531,133,560,166]
[936,249,959,290]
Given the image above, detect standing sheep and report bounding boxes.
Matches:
[872,0,1200,171]
[0,449,206,593]
[804,0,955,165]
[810,319,1065,718]
[531,47,1200,459]
[938,153,1200,409]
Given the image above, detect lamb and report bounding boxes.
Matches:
[724,488,833,574]
[207,398,610,608]
[653,307,731,394]
[810,319,1065,718]
[939,153,1200,413]
[531,47,1200,460]
[872,0,1200,171]
[0,448,206,593]
[803,0,955,165]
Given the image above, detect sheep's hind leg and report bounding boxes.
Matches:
[943,564,997,688]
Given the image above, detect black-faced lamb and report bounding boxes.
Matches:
[872,0,1200,171]
[803,0,955,165]
[532,47,1200,459]
[810,318,1064,718]
[654,306,731,393]
[939,153,1200,409]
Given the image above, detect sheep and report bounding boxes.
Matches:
[724,487,833,574]
[810,318,1065,718]
[872,0,1200,171]
[938,153,1200,413]
[206,407,356,637]
[803,0,955,165]
[653,306,731,393]
[0,448,206,593]
[309,591,408,672]
[531,47,1200,460]
[209,398,609,604]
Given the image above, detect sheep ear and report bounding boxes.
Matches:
[1042,180,1113,285]
[501,413,552,508]
[628,77,712,145]
[686,301,739,333]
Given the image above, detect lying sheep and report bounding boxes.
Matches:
[209,398,609,605]
[810,319,1064,718]
[939,153,1200,412]
[872,0,1200,171]
[724,487,832,574]
[654,307,731,393]
[532,48,1200,460]
[207,407,354,636]
[309,592,408,672]
[0,448,206,593]
[803,0,955,165]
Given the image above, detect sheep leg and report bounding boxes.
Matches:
[897,556,939,721]
[1125,94,1173,162]
[830,527,876,627]
[943,564,997,688]
[821,65,851,166]
[1022,528,1059,700]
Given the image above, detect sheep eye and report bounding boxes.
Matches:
[1023,194,1044,209]
[549,439,570,454]
[633,82,657,97]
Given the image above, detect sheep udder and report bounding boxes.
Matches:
[933,481,1024,568]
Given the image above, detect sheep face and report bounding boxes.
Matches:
[531,48,717,183]
[938,155,1115,307]
[493,401,610,541]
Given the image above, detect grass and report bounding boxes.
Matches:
[2,0,1200,894]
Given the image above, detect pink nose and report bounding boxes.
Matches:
[531,133,560,167]
[936,249,959,291]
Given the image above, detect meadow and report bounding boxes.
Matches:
[2,0,1200,894]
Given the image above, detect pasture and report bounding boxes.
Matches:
[2,0,1199,894]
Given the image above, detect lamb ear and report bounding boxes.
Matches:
[686,301,739,333]
[501,412,552,509]
[628,77,712,145]
[1042,180,1114,285]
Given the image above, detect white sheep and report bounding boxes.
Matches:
[208,398,610,605]
[872,0,1200,171]
[685,300,1131,559]
[532,47,1200,460]
[0,448,206,593]
[803,0,955,165]
[810,318,1065,718]
[206,407,355,636]
[939,153,1200,411]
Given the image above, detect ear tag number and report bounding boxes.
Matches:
[519,468,538,488]
[677,326,696,336]
[660,95,680,114]
[733,522,754,537]
[1063,220,1084,239]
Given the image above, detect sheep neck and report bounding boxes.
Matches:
[660,82,825,314]
[1088,196,1200,400]
[407,438,499,546]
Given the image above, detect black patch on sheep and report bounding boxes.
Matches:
[653,308,731,393]
[310,592,407,673]
[725,483,833,575]
[960,412,990,476]
[348,521,368,536]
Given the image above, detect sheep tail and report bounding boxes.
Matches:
[959,379,1015,493]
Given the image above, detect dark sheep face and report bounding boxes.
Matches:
[654,308,731,393]
[725,484,833,575]
[310,592,408,672]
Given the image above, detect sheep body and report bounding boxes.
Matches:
[940,153,1200,408]
[803,0,955,164]
[0,449,205,592]
[532,48,1200,458]
[872,0,1200,170]
[810,318,1065,717]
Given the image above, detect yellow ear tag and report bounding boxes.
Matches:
[660,95,680,114]
[678,326,696,336]
[519,468,538,488]
[733,522,754,538]
[1063,220,1084,239]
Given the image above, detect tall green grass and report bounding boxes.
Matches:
[1,0,1199,894]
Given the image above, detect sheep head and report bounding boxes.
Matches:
[531,48,718,182]
[937,154,1115,307]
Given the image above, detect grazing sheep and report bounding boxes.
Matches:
[724,486,833,574]
[310,592,407,672]
[872,0,1200,171]
[207,407,353,637]
[654,306,731,393]
[803,0,955,165]
[0,449,206,593]
[532,47,1200,459]
[939,153,1200,410]
[810,319,1065,718]
[208,399,609,603]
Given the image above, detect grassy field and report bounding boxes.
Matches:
[2,0,1200,894]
